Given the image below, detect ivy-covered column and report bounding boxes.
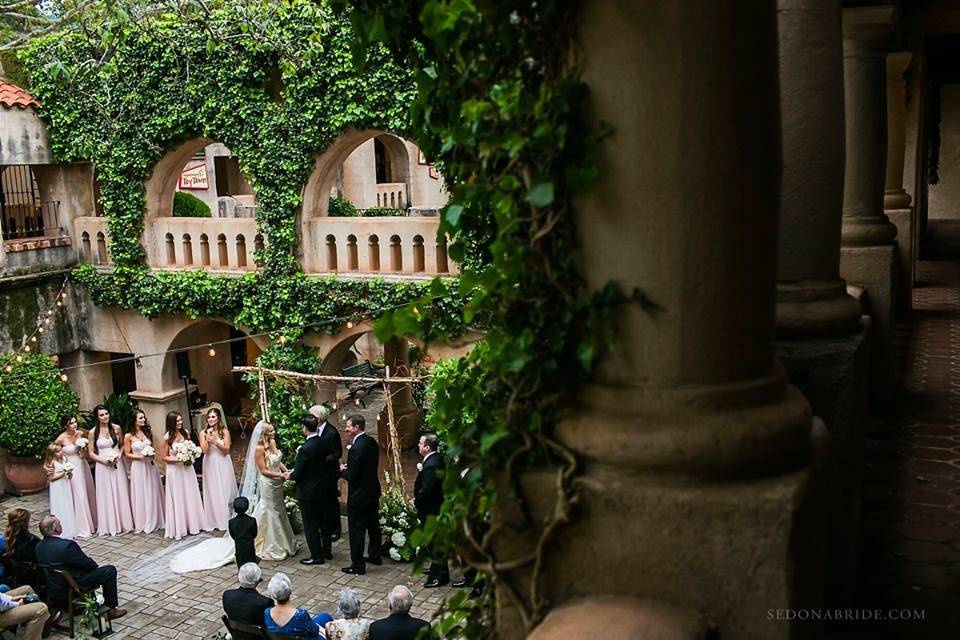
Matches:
[516,2,826,638]
[774,0,869,610]
[838,5,899,412]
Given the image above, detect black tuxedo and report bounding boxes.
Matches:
[317,421,343,536]
[369,612,430,640]
[228,513,258,567]
[342,432,382,570]
[414,452,448,580]
[223,586,273,639]
[290,426,339,560]
[35,535,119,608]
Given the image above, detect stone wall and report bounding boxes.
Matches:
[929,84,960,219]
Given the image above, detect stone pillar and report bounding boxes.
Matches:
[839,5,898,412]
[495,2,826,639]
[377,337,421,450]
[774,0,870,609]
[884,52,915,314]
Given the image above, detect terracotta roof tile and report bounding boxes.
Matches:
[0,81,39,109]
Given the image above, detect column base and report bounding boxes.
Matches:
[841,216,897,247]
[493,437,827,640]
[839,245,897,414]
[885,207,914,314]
[777,321,870,607]
[776,280,862,338]
[883,189,911,210]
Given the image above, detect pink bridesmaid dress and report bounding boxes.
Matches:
[164,435,207,540]
[202,434,238,531]
[60,440,97,537]
[129,437,165,533]
[93,436,134,536]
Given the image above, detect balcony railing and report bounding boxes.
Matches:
[375,182,408,209]
[2,201,64,241]
[150,217,261,269]
[76,217,110,265]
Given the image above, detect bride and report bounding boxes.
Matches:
[170,421,300,573]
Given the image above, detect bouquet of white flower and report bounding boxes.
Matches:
[141,444,156,464]
[74,436,89,449]
[62,462,74,477]
[172,440,201,465]
[379,486,419,562]
[103,449,121,468]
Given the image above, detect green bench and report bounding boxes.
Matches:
[340,359,381,395]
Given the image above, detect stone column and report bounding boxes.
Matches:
[377,336,420,449]
[884,52,915,313]
[839,5,898,411]
[775,0,870,609]
[495,2,826,639]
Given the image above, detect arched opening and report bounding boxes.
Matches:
[374,137,393,183]
[369,234,381,271]
[200,234,211,266]
[217,233,229,267]
[390,234,402,272]
[436,236,449,273]
[254,234,265,267]
[96,232,108,264]
[326,234,338,271]
[413,235,425,273]
[182,233,194,265]
[236,234,247,268]
[347,234,358,271]
[165,233,176,265]
[81,231,91,264]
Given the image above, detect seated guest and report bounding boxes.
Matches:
[223,563,272,640]
[34,516,126,621]
[368,586,429,640]
[229,497,258,568]
[325,588,372,640]
[0,584,49,640]
[263,572,331,639]
[3,509,42,591]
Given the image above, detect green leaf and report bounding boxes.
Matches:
[525,182,554,207]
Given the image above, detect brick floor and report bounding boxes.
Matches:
[858,227,960,638]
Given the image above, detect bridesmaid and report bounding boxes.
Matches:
[43,443,77,540]
[54,414,97,537]
[89,404,134,536]
[200,408,238,531]
[162,412,206,540]
[124,410,165,534]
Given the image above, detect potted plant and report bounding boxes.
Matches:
[0,353,79,494]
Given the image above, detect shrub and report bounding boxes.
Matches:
[172,191,212,217]
[80,393,139,431]
[0,353,79,457]
[362,207,405,217]
[327,196,359,217]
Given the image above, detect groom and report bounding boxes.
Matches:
[289,413,338,565]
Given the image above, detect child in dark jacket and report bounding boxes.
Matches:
[228,497,258,567]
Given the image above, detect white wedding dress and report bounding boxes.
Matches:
[170,422,298,573]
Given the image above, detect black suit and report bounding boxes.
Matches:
[228,514,258,567]
[316,422,343,538]
[35,535,119,608]
[369,612,430,640]
[290,429,337,560]
[342,432,381,570]
[223,586,273,640]
[414,452,448,580]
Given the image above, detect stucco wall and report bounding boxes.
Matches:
[0,107,54,165]
[929,84,960,219]
[0,270,83,356]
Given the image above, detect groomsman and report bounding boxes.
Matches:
[289,414,332,564]
[414,433,449,587]
[308,404,343,541]
[339,415,382,575]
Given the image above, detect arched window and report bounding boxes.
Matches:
[347,235,358,271]
[374,137,392,183]
[217,233,229,267]
[236,234,247,268]
[182,234,194,265]
[369,234,381,272]
[81,232,91,264]
[413,235,425,273]
[97,232,108,265]
[326,234,338,271]
[390,234,402,272]
[436,236,449,273]
[164,233,176,265]
[200,234,211,266]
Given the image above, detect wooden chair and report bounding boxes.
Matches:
[42,567,110,638]
[220,615,266,640]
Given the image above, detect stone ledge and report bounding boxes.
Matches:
[2,235,72,253]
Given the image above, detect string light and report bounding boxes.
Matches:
[23,345,30,352]
[278,335,287,344]
[30,335,37,342]
[354,397,360,406]
[60,373,69,382]
[135,357,143,369]
[207,344,217,357]
[4,365,11,373]
[37,327,44,334]
[346,321,353,329]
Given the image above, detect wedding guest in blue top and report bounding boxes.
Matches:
[263,573,332,639]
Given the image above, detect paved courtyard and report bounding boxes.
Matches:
[0,490,454,639]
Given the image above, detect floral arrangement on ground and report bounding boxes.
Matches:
[379,482,418,562]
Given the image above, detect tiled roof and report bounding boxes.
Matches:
[0,81,39,109]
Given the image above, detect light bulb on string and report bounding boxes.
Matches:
[346,321,353,329]
[207,345,216,357]
[279,335,287,345]
[31,335,38,342]
[38,326,44,333]
[135,357,143,369]
[60,373,69,382]
[23,345,30,352]
[56,300,63,307]
[4,365,12,372]
[15,355,23,362]
[47,309,53,316]
[44,318,50,325]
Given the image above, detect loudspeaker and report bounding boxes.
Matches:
[175,352,192,379]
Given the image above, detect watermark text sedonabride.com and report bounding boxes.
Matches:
[768,609,926,622]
